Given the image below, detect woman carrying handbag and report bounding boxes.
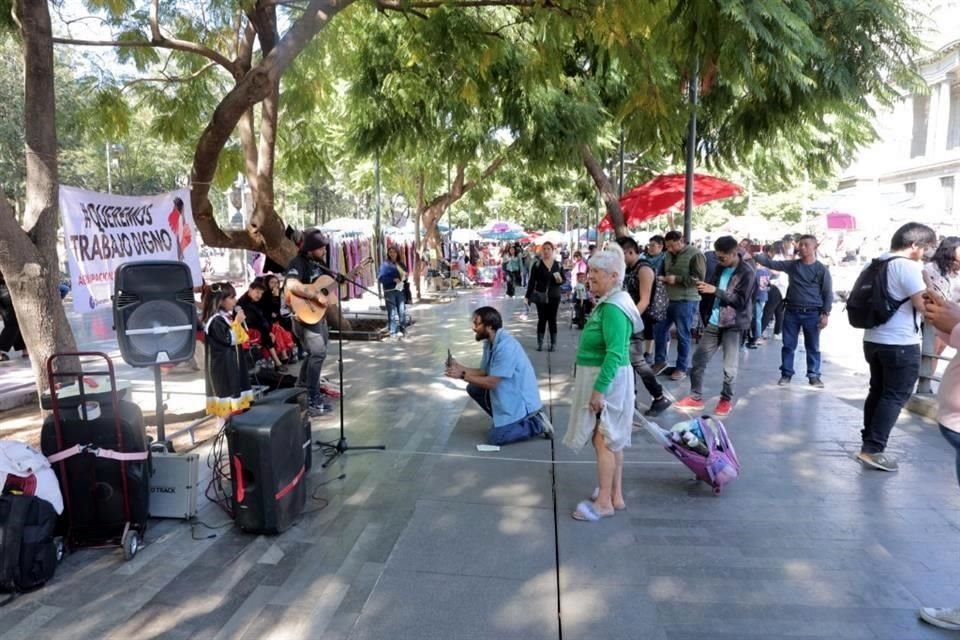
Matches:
[525,241,564,351]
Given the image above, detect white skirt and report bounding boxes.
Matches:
[562,364,635,453]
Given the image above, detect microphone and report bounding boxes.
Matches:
[316,262,347,284]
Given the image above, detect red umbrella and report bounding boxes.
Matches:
[598,173,742,231]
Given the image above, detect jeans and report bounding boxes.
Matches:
[781,309,822,379]
[690,325,742,400]
[861,342,920,454]
[384,289,406,336]
[629,339,663,403]
[466,383,546,445]
[751,300,765,342]
[940,425,960,487]
[654,300,699,371]
[292,320,328,406]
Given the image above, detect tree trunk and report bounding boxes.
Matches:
[580,144,629,238]
[188,0,347,263]
[414,172,424,301]
[417,156,507,275]
[0,1,79,401]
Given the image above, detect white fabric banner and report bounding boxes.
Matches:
[59,186,203,313]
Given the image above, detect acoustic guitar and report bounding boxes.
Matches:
[285,258,373,325]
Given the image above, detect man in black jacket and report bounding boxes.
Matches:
[675,236,756,418]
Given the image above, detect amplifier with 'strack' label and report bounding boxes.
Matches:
[149,450,199,519]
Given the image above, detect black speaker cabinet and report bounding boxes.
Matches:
[226,404,306,534]
[113,261,197,367]
[258,388,312,472]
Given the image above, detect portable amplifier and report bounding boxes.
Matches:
[149,450,200,519]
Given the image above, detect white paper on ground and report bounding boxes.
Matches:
[476,444,501,452]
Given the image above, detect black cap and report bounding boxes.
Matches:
[301,228,328,252]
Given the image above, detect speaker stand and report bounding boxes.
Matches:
[153,365,174,452]
[314,269,385,468]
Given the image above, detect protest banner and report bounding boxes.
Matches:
[59,186,203,313]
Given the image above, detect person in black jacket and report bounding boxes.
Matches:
[238,279,285,370]
[524,242,564,351]
[0,276,25,359]
[674,236,756,418]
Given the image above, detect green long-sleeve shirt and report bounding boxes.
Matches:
[575,301,632,393]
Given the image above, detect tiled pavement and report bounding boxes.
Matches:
[2,287,960,639]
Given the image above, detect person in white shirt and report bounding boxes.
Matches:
[857,223,938,472]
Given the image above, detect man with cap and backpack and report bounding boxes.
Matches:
[846,222,938,471]
[618,237,672,417]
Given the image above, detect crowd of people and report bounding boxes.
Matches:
[442,221,960,630]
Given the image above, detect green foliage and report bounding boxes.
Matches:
[0,0,15,32]
[0,32,25,204]
[49,0,922,244]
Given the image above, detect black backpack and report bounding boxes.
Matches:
[0,495,59,605]
[845,257,910,329]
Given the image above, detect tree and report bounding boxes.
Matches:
[0,0,79,397]
[56,0,920,254]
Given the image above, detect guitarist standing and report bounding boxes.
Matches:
[285,229,338,418]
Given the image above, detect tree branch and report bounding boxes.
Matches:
[120,61,218,92]
[149,0,237,74]
[52,1,238,76]
[52,35,238,76]
[190,0,348,251]
[580,144,628,238]
[462,155,507,193]
[378,0,537,7]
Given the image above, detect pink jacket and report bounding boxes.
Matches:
[939,324,960,431]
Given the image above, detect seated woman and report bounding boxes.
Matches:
[261,274,297,363]
[238,279,285,370]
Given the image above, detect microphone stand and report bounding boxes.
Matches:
[313,264,386,468]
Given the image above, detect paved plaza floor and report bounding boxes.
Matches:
[1,287,959,639]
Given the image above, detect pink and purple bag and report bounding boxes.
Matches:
[642,415,741,495]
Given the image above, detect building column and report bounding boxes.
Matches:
[931,80,952,157]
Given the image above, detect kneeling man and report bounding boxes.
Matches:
[445,306,552,445]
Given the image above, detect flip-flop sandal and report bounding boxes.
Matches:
[590,488,626,511]
[572,500,615,522]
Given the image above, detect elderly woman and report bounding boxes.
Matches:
[564,244,643,522]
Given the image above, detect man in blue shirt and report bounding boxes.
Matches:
[674,236,756,418]
[444,307,552,445]
[753,234,833,388]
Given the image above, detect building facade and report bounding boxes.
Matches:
[838,1,960,232]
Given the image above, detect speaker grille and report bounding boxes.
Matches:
[115,293,140,309]
[126,299,194,361]
[113,261,197,367]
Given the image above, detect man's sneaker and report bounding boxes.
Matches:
[777,375,791,386]
[670,369,687,381]
[920,606,960,631]
[809,377,824,388]
[651,362,667,375]
[857,451,899,472]
[308,402,334,418]
[645,396,672,417]
[538,411,555,438]
[713,398,733,417]
[674,396,705,412]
